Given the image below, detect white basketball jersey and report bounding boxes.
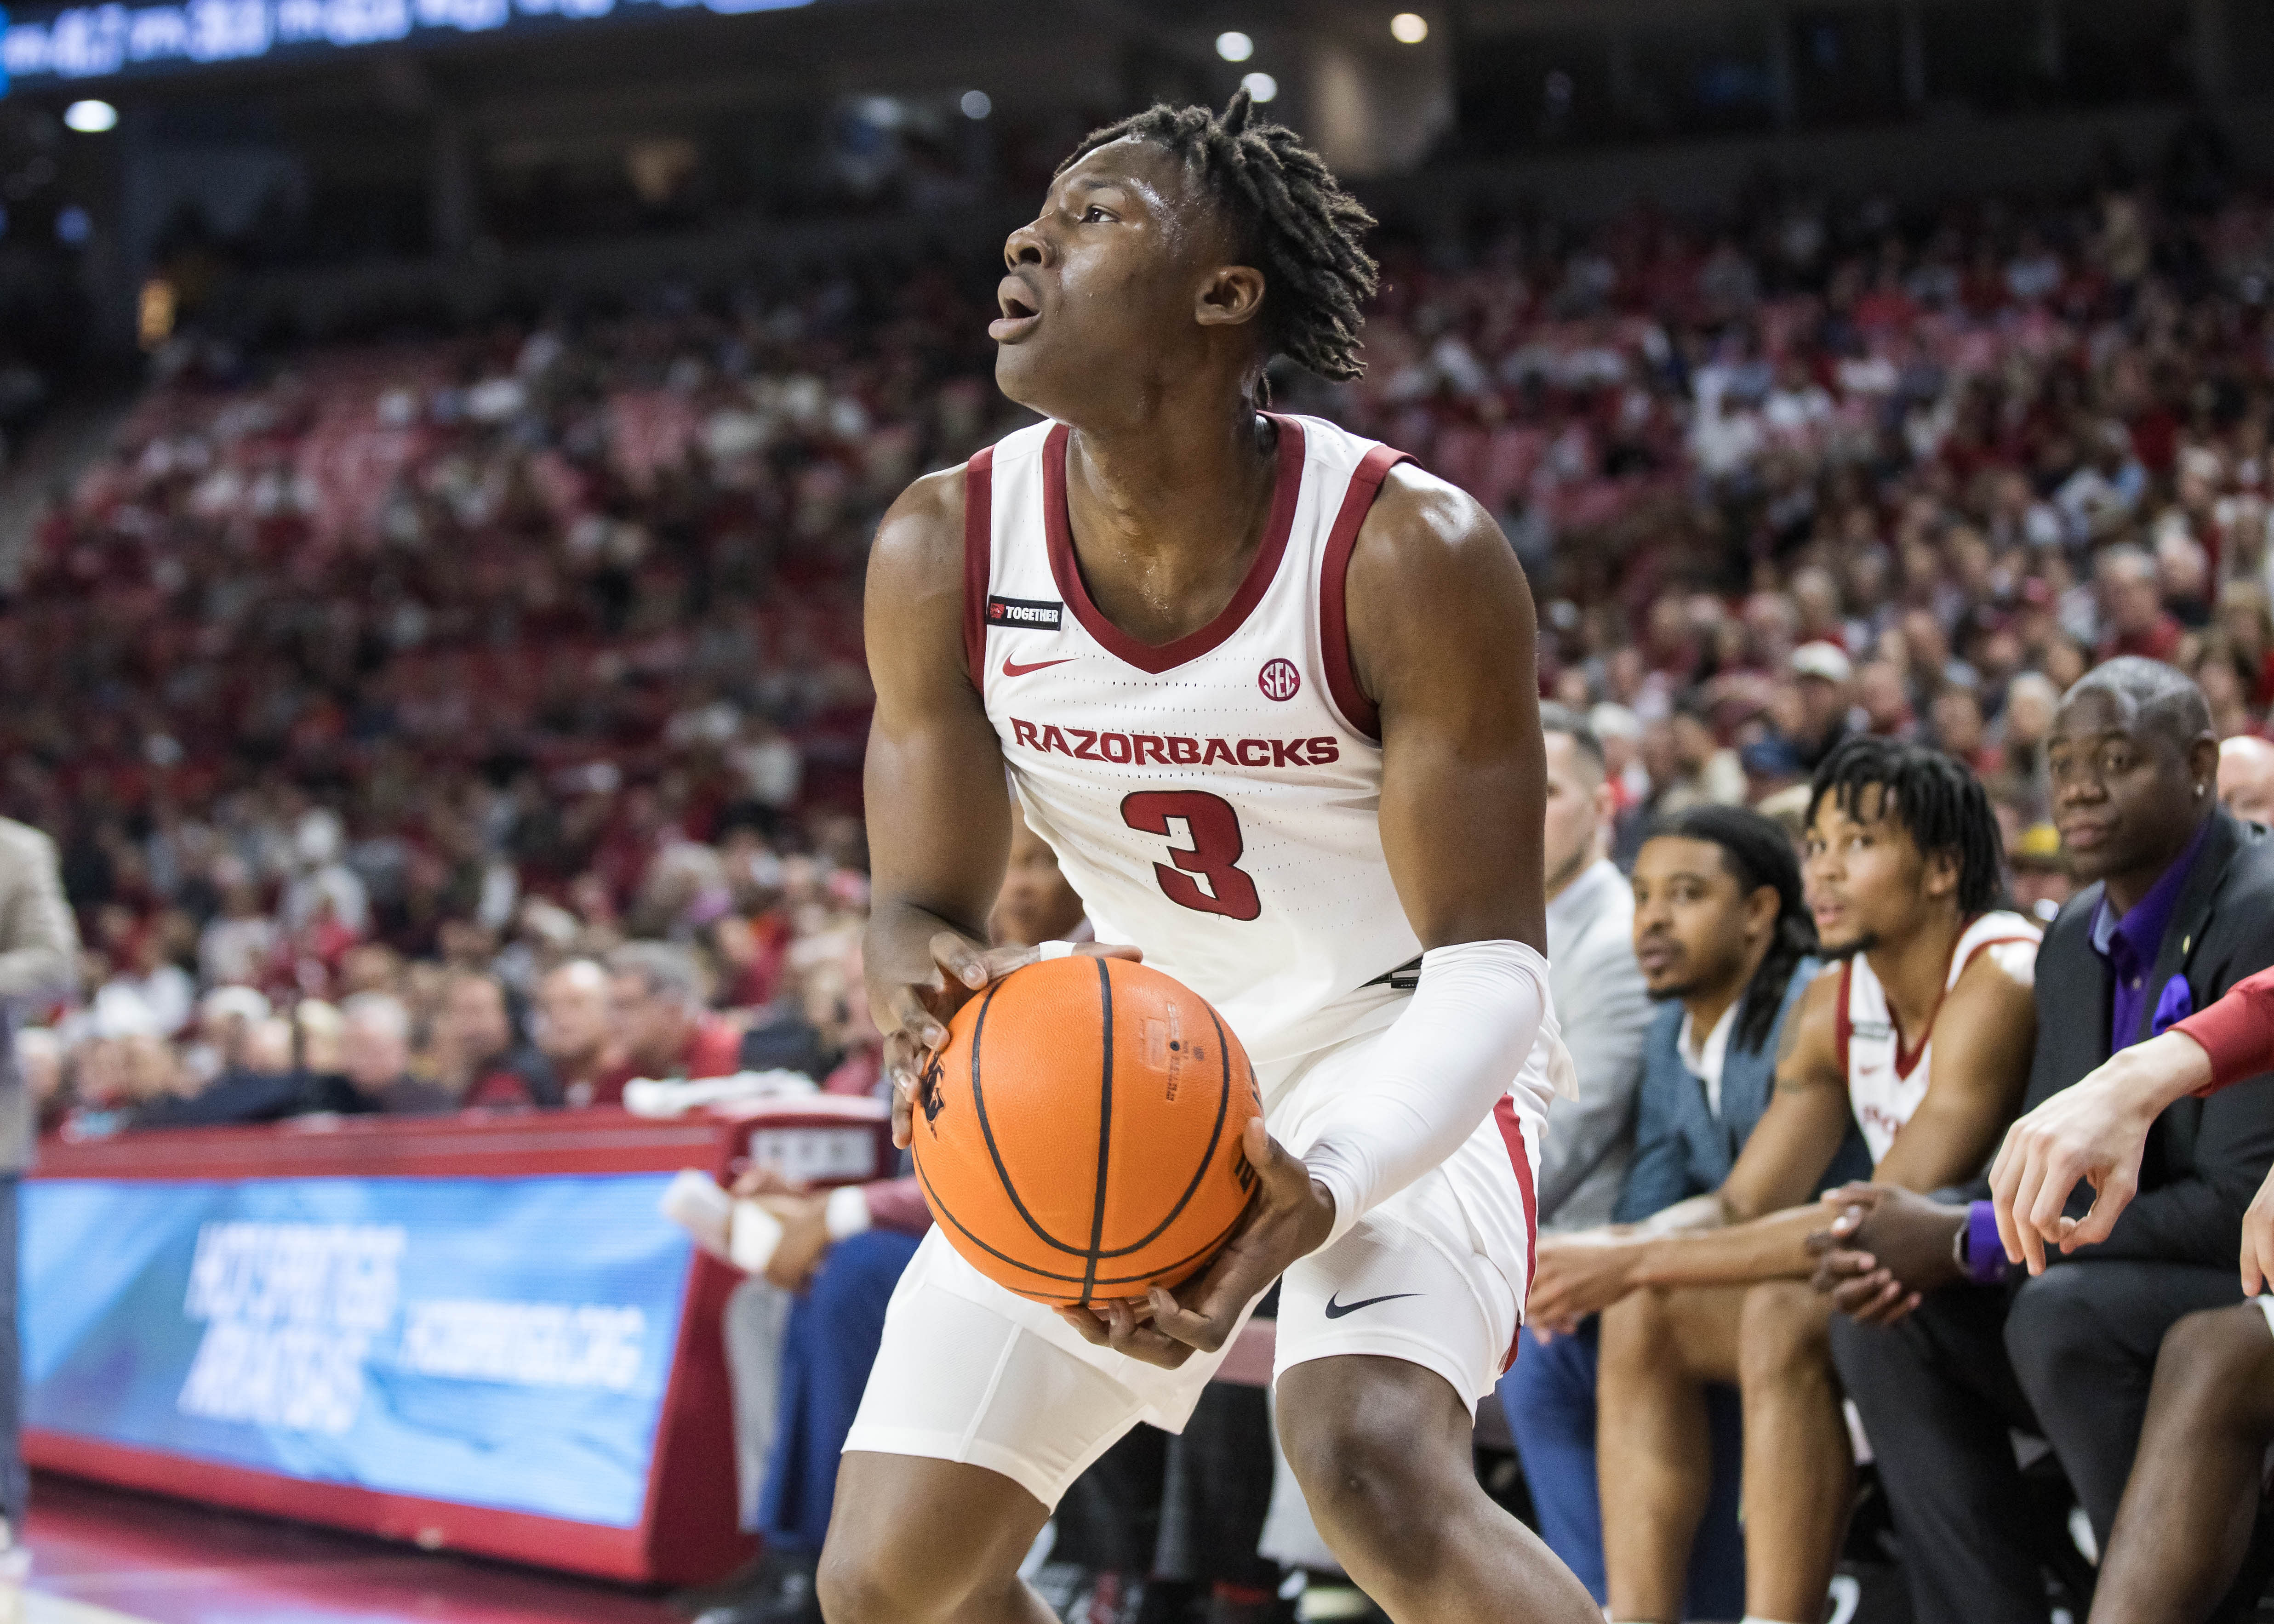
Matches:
[1838,910,2040,1164]
[964,412,1421,1083]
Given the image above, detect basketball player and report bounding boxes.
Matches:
[832,94,1599,1624]
[1529,738,2039,1624]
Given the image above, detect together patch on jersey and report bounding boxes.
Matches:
[986,595,1063,629]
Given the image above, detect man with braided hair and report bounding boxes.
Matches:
[1530,737,2038,1624]
[832,92,1601,1623]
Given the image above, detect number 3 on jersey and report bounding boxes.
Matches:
[1120,792,1262,921]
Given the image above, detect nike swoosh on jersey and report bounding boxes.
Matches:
[1322,1291,1421,1320]
[1001,655,1076,677]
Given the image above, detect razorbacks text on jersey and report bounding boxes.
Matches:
[964,411,1421,1083]
[1836,910,2041,1164]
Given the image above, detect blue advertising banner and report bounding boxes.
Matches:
[23,1174,693,1528]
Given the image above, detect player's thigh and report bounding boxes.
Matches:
[841,1230,1168,1508]
[1273,1168,1520,1417]
[1600,1280,1748,1386]
[821,1451,1049,1619]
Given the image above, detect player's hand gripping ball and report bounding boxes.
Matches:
[910,955,1262,1306]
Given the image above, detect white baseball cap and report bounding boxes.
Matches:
[1791,641,1853,684]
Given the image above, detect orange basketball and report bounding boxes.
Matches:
[910,955,1261,1307]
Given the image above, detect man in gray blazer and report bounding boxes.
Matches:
[0,814,79,1571]
[1535,703,1652,1233]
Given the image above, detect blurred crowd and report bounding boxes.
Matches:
[0,262,1022,1134]
[11,168,2274,1146]
[6,145,2274,1624]
[1285,172,2274,869]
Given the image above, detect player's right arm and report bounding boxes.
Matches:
[863,466,1145,1147]
[862,468,1021,1148]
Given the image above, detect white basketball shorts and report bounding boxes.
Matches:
[841,1026,1543,1509]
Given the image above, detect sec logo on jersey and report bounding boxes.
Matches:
[1258,658,1302,701]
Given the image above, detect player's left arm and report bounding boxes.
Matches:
[1285,464,1551,1224]
[1358,466,1548,951]
[1871,945,2038,1192]
[1081,468,1553,1369]
[1800,947,2040,1322]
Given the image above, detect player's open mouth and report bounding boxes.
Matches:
[991,280,1041,343]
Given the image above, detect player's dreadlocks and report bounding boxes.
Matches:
[1057,89,1378,386]
[1654,805,1818,1055]
[1806,735,2005,916]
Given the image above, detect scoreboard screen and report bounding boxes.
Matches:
[0,0,809,90]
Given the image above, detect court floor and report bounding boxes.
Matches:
[4,1474,679,1624]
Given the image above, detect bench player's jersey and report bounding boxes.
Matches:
[1836,910,2040,1164]
[964,412,1422,1087]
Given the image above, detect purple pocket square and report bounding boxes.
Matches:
[2150,974,2195,1037]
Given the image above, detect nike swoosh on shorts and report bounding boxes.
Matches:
[1322,1291,1421,1320]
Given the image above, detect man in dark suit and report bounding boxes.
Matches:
[1808,658,2274,1624]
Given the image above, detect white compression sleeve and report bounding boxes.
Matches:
[1291,939,1566,1251]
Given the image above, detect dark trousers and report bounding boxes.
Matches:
[757,1229,922,1553]
[0,1179,19,1526]
[1496,1319,1746,1618]
[1828,1259,2243,1624]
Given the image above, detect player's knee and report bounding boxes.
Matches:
[2154,1304,2274,1424]
[1597,1285,1671,1376]
[1285,1407,1457,1566]
[1736,1280,1831,1392]
[817,1537,935,1624]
